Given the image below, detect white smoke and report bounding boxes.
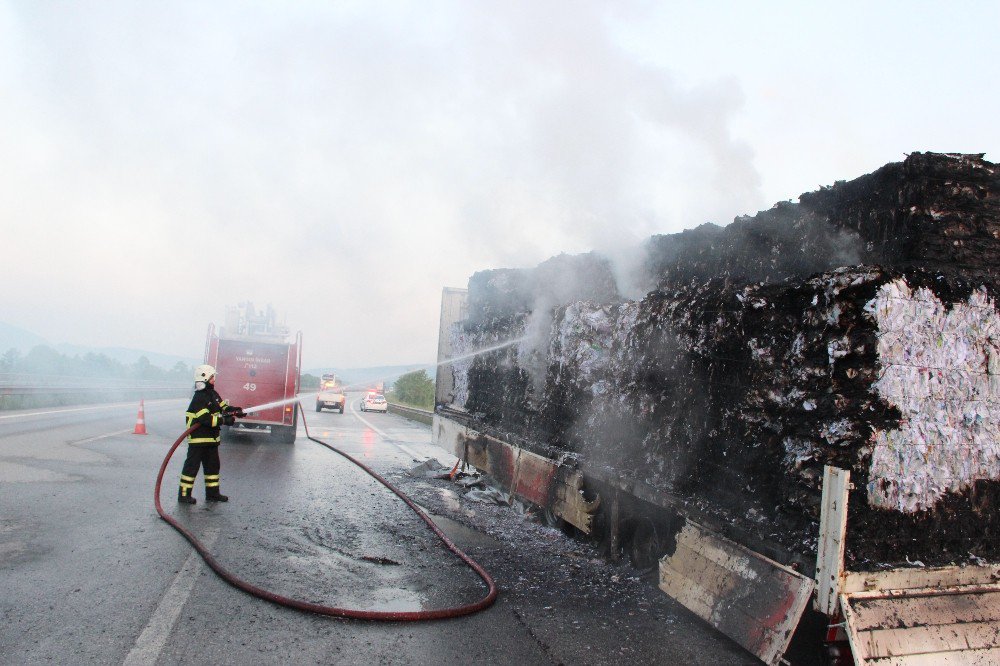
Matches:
[0,1,762,367]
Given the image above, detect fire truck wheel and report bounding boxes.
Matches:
[270,425,296,444]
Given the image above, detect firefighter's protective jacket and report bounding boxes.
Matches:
[185,386,231,445]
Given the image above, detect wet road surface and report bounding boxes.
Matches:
[0,395,759,665]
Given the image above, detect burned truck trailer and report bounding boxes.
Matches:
[432,153,1000,664]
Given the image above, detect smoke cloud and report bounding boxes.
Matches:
[0,2,763,368]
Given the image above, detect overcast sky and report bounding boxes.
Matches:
[2,1,997,369]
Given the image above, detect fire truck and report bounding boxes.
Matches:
[204,303,301,443]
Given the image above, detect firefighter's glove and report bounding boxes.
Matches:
[221,414,236,426]
[233,407,246,418]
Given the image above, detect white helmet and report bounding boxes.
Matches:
[194,364,217,384]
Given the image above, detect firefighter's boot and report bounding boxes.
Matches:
[206,489,229,502]
[179,474,196,504]
[205,474,227,501]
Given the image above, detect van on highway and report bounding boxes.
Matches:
[316,375,346,413]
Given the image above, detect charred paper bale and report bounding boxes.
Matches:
[448,152,1000,568]
[643,152,1000,290]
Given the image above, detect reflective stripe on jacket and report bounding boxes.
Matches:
[185,387,230,445]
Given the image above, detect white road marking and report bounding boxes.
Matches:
[69,428,133,445]
[0,399,181,421]
[349,402,423,460]
[122,530,218,666]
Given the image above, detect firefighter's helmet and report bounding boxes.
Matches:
[194,364,217,385]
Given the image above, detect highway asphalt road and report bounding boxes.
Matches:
[0,394,760,665]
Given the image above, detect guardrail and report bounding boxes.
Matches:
[0,373,188,391]
[0,379,189,410]
[387,402,434,425]
[0,385,189,396]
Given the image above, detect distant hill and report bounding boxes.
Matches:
[53,343,200,370]
[0,320,199,370]
[305,364,435,390]
[0,321,48,354]
[1,320,428,378]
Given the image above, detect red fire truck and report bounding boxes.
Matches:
[204,303,301,443]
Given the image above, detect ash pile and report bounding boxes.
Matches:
[446,152,1000,569]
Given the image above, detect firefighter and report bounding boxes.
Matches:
[178,364,244,505]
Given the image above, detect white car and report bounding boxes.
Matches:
[315,385,346,413]
[360,392,388,413]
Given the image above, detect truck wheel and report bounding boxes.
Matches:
[542,507,564,529]
[627,518,663,570]
[542,507,574,535]
[339,405,344,413]
[315,402,322,412]
[271,424,296,444]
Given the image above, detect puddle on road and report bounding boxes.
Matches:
[320,581,427,614]
[420,505,498,548]
[367,587,425,612]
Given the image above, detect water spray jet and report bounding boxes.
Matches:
[239,335,528,415]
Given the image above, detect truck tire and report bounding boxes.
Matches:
[626,518,663,570]
[271,410,298,444]
[270,424,296,444]
[542,507,564,529]
[315,402,322,412]
[338,405,344,414]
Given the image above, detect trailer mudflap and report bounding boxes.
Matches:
[838,579,1000,665]
[658,520,814,666]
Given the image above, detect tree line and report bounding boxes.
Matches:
[0,345,192,383]
[1,348,438,405]
[390,370,434,409]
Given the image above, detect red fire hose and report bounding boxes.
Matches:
[153,405,498,620]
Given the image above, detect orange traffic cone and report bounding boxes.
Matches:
[133,400,148,435]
